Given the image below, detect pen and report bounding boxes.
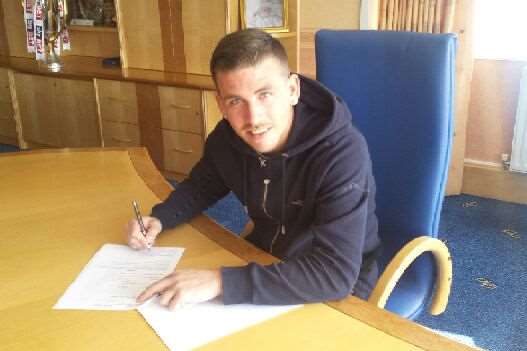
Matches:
[132,200,149,246]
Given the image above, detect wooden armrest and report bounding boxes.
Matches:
[240,219,254,238]
[367,236,452,315]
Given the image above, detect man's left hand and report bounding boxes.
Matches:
[137,269,223,310]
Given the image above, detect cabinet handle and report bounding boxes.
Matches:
[111,136,133,143]
[0,115,11,121]
[171,147,193,154]
[106,96,124,102]
[169,103,192,110]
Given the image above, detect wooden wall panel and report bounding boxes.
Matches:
[117,0,236,75]
[116,0,164,71]
[159,0,187,73]
[136,83,164,170]
[0,1,10,62]
[301,0,360,28]
[181,1,228,75]
[116,0,297,76]
[299,0,361,77]
[445,0,475,195]
[1,0,32,58]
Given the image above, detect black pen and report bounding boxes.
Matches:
[132,200,150,247]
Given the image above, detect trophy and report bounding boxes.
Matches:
[23,0,70,72]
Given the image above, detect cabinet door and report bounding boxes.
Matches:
[116,0,238,74]
[15,73,101,147]
[13,73,100,148]
[54,78,101,147]
[162,129,203,175]
[0,68,17,143]
[13,73,60,147]
[101,120,141,147]
[159,85,203,134]
[95,79,139,124]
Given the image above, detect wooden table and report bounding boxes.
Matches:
[0,148,480,351]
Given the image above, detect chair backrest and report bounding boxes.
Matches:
[315,30,456,319]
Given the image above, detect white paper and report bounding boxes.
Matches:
[137,297,302,351]
[54,244,184,310]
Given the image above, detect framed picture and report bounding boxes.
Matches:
[240,0,289,33]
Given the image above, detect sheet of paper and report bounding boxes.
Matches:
[137,297,302,351]
[54,244,184,310]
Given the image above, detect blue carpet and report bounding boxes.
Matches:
[2,144,525,350]
[415,194,527,351]
[0,144,20,153]
[203,192,249,234]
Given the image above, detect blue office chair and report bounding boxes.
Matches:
[315,30,456,319]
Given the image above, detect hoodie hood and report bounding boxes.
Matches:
[220,75,352,159]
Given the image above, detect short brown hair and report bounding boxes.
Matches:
[210,29,289,84]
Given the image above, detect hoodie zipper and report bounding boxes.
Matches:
[270,225,281,254]
[262,178,286,253]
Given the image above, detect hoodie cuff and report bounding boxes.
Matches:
[221,266,253,305]
[150,202,181,231]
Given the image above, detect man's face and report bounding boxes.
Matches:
[215,57,300,154]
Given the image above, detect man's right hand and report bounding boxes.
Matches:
[125,216,162,250]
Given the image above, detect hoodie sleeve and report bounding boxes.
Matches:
[150,135,230,230]
[221,130,377,305]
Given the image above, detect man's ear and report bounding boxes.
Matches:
[288,73,300,106]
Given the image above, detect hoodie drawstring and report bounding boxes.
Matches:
[243,156,248,214]
[269,153,288,253]
[281,153,288,235]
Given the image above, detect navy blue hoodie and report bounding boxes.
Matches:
[151,75,381,305]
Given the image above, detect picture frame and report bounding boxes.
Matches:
[240,0,289,33]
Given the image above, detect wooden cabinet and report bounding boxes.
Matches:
[101,120,141,147]
[94,78,222,177]
[116,0,239,75]
[13,73,60,147]
[95,79,138,124]
[0,68,18,145]
[0,0,298,178]
[159,86,203,134]
[13,73,101,148]
[162,129,204,175]
[95,78,140,147]
[158,85,206,175]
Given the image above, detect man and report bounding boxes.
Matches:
[126,29,381,310]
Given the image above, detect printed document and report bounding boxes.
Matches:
[138,297,302,351]
[54,244,184,310]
